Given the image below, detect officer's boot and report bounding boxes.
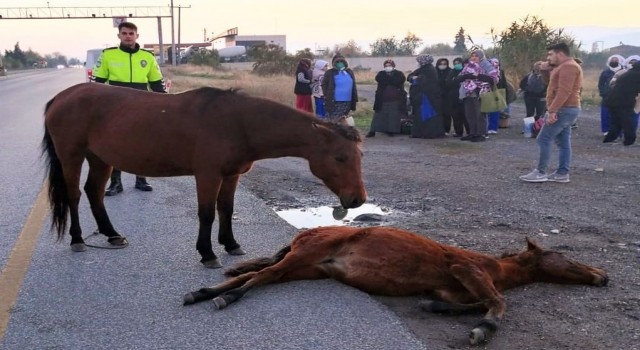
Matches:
[135,176,153,192]
[105,169,123,196]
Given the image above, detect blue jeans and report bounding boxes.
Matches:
[314,97,325,118]
[536,107,580,175]
[487,106,510,131]
[600,104,610,133]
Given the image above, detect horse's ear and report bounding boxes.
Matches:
[526,237,542,251]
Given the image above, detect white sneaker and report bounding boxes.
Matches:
[547,172,570,183]
[519,169,548,182]
[487,130,498,134]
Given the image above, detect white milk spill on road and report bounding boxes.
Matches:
[276,204,390,229]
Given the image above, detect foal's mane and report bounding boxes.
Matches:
[187,86,361,143]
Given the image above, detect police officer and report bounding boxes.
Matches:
[93,21,167,196]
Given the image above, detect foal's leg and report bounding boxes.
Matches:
[84,153,127,246]
[183,272,256,305]
[195,174,223,268]
[216,176,245,255]
[420,290,487,315]
[450,263,506,345]
[211,253,326,309]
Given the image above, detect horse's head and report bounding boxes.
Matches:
[308,122,366,209]
[522,237,608,287]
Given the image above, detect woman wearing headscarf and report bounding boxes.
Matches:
[311,59,329,118]
[294,58,313,113]
[435,58,453,134]
[445,57,469,137]
[407,54,444,139]
[455,49,499,142]
[322,54,358,124]
[366,59,407,137]
[598,54,625,135]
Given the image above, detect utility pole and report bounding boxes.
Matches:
[170,0,176,66]
[177,5,182,64]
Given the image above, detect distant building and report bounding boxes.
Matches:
[211,27,286,51]
[607,44,640,57]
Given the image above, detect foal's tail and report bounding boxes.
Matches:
[224,244,292,277]
[42,97,68,240]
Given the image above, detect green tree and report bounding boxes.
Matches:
[420,43,455,55]
[370,36,398,57]
[189,48,220,67]
[333,40,364,57]
[5,42,27,68]
[453,27,467,53]
[45,52,68,67]
[250,44,298,75]
[491,16,580,84]
[398,32,423,55]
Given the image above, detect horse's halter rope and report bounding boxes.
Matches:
[82,230,129,249]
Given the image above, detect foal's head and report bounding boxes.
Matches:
[514,238,608,287]
[308,122,366,209]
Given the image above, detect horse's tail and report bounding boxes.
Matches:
[224,244,292,277]
[42,97,68,241]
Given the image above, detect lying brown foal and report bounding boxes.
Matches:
[184,226,608,345]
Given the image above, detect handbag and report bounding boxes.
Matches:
[420,94,436,121]
[344,116,355,126]
[480,87,507,113]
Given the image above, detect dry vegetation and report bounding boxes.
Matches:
[163,64,601,128]
[164,64,376,127]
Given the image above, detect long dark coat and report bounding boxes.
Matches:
[407,64,444,138]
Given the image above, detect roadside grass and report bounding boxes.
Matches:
[166,64,376,132]
[164,64,601,133]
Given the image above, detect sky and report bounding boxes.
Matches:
[1,0,639,60]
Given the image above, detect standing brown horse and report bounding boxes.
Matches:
[183,226,608,345]
[42,83,366,268]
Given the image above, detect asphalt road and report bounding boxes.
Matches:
[0,69,426,350]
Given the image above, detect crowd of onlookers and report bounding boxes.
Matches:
[293,49,640,146]
[293,43,640,183]
[295,49,517,142]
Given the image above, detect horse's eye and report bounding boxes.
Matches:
[335,155,347,163]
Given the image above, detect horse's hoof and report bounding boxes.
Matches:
[469,328,486,345]
[212,297,227,310]
[108,236,128,246]
[183,293,196,305]
[70,243,87,252]
[203,259,222,269]
[227,247,247,256]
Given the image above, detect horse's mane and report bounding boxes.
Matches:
[186,87,361,143]
[189,86,240,99]
[315,120,362,143]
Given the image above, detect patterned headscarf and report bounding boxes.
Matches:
[416,54,434,66]
[383,59,395,67]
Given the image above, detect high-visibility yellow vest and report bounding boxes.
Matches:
[92,45,163,88]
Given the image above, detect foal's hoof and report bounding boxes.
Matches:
[183,293,196,305]
[212,297,227,310]
[70,243,87,252]
[469,328,486,345]
[108,236,129,246]
[227,247,247,256]
[202,259,222,269]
